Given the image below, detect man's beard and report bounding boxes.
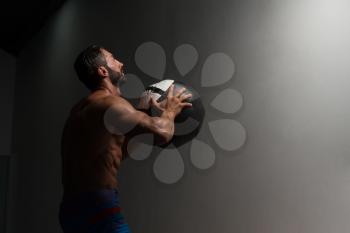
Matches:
[106,67,127,87]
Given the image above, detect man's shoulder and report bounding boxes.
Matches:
[85,94,133,113]
[97,94,130,108]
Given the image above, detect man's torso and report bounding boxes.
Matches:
[61,92,125,195]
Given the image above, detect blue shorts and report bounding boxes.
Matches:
[59,189,131,233]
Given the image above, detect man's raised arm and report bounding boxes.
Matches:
[104,85,192,145]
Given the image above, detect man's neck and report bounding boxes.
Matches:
[95,83,121,96]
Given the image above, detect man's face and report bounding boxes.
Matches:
[101,49,126,86]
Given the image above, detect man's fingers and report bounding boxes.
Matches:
[167,85,174,98]
[175,87,187,98]
[179,93,192,102]
[137,91,152,109]
[150,97,159,106]
[150,97,165,111]
[181,102,193,108]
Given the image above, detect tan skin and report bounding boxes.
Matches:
[61,49,192,196]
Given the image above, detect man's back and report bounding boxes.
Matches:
[61,91,124,195]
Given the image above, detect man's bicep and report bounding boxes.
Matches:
[103,98,155,136]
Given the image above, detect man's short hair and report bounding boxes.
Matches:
[74,44,107,90]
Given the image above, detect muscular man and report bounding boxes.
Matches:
[59,45,192,233]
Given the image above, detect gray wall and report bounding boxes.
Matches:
[9,0,350,232]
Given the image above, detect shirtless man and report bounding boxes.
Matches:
[59,45,192,233]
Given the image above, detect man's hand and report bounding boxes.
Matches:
[136,90,170,113]
[137,84,192,118]
[137,90,152,110]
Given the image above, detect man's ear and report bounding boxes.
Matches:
[97,66,109,78]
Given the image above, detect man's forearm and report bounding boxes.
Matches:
[152,110,176,145]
